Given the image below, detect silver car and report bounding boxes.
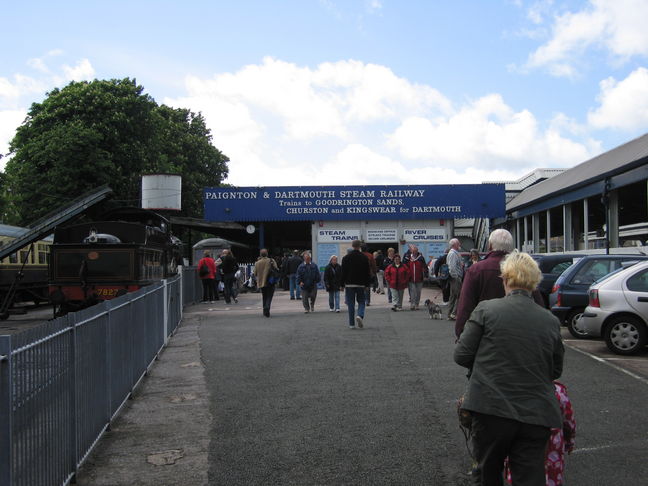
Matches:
[580,260,648,355]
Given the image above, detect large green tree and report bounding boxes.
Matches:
[2,78,228,225]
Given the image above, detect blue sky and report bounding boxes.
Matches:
[2,0,648,187]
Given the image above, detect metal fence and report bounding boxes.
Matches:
[0,268,202,486]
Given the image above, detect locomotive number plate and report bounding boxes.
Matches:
[95,287,120,297]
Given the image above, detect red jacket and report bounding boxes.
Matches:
[197,257,217,280]
[385,263,410,290]
[407,255,428,283]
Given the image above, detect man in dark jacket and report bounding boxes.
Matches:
[454,229,544,338]
[341,240,370,329]
[283,250,303,300]
[296,252,321,313]
[219,249,239,304]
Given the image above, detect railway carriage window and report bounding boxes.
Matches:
[9,253,17,264]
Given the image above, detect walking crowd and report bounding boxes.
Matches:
[199,230,574,485]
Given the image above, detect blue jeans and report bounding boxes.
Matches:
[345,287,366,326]
[328,290,340,310]
[289,274,301,299]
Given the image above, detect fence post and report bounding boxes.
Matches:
[106,308,112,427]
[163,279,169,342]
[0,336,12,486]
[69,321,79,479]
[179,267,184,319]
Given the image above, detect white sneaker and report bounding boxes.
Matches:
[329,308,334,312]
[355,316,364,328]
[335,309,340,313]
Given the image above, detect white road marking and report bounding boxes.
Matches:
[565,344,648,385]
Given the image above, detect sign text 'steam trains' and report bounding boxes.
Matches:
[204,189,427,199]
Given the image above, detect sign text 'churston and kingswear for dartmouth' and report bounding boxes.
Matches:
[203,185,505,222]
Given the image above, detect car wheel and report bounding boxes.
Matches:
[566,310,588,338]
[604,316,648,355]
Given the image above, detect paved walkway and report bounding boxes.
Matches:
[76,286,475,485]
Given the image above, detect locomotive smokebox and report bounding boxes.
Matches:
[141,174,182,211]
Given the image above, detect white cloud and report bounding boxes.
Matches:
[0,109,26,163]
[386,93,593,169]
[0,74,45,108]
[588,67,648,130]
[163,58,598,187]
[0,56,97,164]
[526,0,648,76]
[27,58,49,73]
[365,0,382,13]
[527,0,554,25]
[62,59,95,82]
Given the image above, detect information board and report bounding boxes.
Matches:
[204,184,505,222]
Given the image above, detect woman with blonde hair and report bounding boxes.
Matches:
[454,251,564,486]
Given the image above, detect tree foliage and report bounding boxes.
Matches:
[2,78,228,225]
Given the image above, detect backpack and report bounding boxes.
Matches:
[268,266,281,285]
[438,263,450,280]
[199,262,209,277]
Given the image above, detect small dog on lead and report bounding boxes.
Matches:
[424,299,443,320]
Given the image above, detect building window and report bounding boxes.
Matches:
[618,181,648,247]
[549,207,564,252]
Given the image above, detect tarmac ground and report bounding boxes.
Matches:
[75,285,648,485]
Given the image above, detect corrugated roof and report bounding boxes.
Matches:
[507,132,648,211]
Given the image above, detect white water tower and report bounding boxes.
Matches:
[141,174,182,211]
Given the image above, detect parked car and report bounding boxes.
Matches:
[580,260,648,355]
[531,253,583,308]
[549,254,648,338]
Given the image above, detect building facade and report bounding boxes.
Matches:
[493,133,648,254]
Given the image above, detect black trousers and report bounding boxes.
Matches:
[441,279,450,301]
[261,286,275,314]
[471,412,550,486]
[201,278,217,301]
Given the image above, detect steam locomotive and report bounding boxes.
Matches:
[48,207,182,315]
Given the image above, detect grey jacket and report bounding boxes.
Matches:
[454,290,564,428]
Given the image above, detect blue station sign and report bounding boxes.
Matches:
[203,184,505,222]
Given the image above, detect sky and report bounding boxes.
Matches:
[2,0,648,187]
